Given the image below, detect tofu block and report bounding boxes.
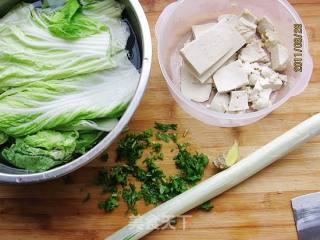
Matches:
[180,65,212,102]
[180,26,233,76]
[263,30,279,49]
[213,61,249,93]
[241,86,254,102]
[249,72,263,86]
[192,23,217,38]
[270,43,289,71]
[240,9,258,24]
[259,77,283,91]
[185,23,246,83]
[228,91,249,111]
[251,88,272,110]
[210,93,230,113]
[218,14,239,28]
[257,17,275,35]
[235,17,257,43]
[239,41,269,63]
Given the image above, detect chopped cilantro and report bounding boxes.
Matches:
[170,218,177,225]
[156,132,177,143]
[96,166,129,193]
[94,123,211,215]
[151,142,162,153]
[98,193,119,212]
[159,176,188,202]
[200,201,214,211]
[154,122,177,132]
[174,144,209,184]
[82,193,91,203]
[117,129,153,166]
[122,184,141,215]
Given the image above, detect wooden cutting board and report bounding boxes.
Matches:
[0,0,319,239]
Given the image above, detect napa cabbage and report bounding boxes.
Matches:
[0,0,140,172]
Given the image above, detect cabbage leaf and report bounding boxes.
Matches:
[0,53,139,137]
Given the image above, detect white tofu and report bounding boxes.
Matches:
[270,43,290,71]
[218,14,239,28]
[192,23,217,38]
[180,26,233,77]
[240,9,258,24]
[263,30,279,49]
[213,61,249,93]
[249,72,263,86]
[278,73,288,83]
[239,41,269,63]
[259,77,283,91]
[257,17,275,35]
[180,65,212,102]
[228,91,249,111]
[210,93,230,113]
[251,88,272,110]
[235,17,257,43]
[241,86,254,102]
[186,23,246,83]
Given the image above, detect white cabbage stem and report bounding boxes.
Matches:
[107,113,320,240]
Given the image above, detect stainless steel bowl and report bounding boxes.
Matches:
[0,0,152,184]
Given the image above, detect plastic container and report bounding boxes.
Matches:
[155,0,313,127]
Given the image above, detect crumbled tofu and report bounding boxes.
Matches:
[251,88,272,110]
[213,61,249,93]
[240,9,258,24]
[248,73,263,86]
[239,41,269,63]
[241,86,254,102]
[259,77,283,91]
[192,23,217,38]
[180,65,212,102]
[235,17,257,43]
[180,10,289,115]
[228,91,249,111]
[186,23,246,83]
[263,30,279,49]
[218,14,239,28]
[270,43,290,71]
[278,73,288,83]
[210,93,230,113]
[180,26,233,77]
[257,17,275,35]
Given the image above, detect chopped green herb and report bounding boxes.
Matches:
[200,201,214,211]
[170,218,177,226]
[101,152,109,162]
[154,122,177,132]
[156,132,177,143]
[63,175,74,184]
[98,193,119,212]
[82,193,91,203]
[96,166,129,193]
[174,144,209,184]
[122,184,141,215]
[95,122,211,215]
[117,129,153,166]
[151,142,162,153]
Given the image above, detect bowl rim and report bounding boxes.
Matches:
[0,0,152,184]
[156,0,313,122]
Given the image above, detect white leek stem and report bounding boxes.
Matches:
[107,113,320,240]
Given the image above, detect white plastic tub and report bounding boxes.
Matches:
[155,0,313,127]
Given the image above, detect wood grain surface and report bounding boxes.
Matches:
[0,1,319,239]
